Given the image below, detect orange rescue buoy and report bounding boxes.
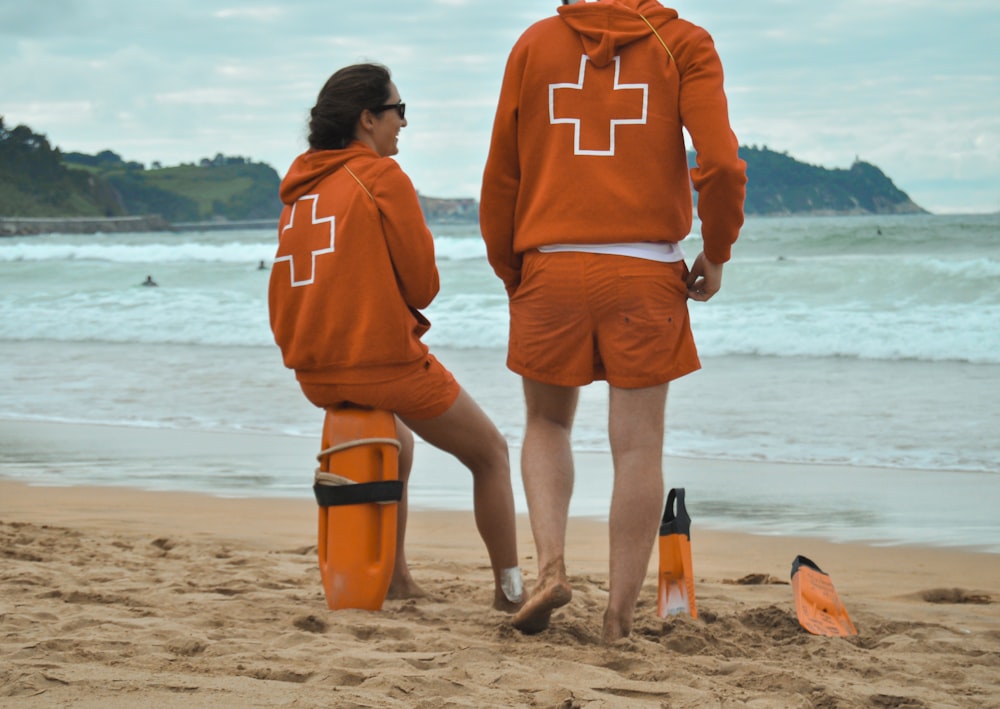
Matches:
[657,487,698,619]
[314,406,402,611]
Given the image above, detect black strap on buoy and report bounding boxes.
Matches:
[313,480,403,507]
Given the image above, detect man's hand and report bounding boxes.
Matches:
[686,251,723,302]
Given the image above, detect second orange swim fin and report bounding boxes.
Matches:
[314,406,402,611]
[790,555,858,637]
[657,487,698,619]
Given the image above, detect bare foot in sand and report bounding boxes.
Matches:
[511,557,572,634]
[493,591,524,613]
[386,574,426,600]
[601,609,632,644]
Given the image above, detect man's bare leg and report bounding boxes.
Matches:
[602,383,668,642]
[512,378,578,633]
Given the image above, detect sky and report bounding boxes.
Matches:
[2,0,998,214]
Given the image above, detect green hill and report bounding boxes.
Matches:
[62,151,282,223]
[0,119,124,218]
[1,117,281,224]
[730,145,925,216]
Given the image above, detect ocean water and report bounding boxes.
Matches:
[2,213,999,551]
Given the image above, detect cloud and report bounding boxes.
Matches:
[212,7,285,21]
[1,0,997,212]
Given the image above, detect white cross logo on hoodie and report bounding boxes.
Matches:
[549,54,648,156]
[274,194,336,287]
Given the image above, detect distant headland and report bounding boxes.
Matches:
[1,117,925,236]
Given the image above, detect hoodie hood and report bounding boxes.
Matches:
[558,0,678,68]
[279,142,376,205]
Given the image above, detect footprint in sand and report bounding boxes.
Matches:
[919,588,992,605]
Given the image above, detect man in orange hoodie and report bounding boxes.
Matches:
[481,0,746,641]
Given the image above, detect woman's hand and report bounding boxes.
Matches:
[686,251,723,302]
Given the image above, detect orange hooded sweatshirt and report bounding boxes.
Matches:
[481,0,747,294]
[268,142,438,384]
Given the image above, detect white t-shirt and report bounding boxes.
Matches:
[537,241,685,263]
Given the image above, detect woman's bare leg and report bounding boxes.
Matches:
[402,388,521,610]
[386,420,425,599]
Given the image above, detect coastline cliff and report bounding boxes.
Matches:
[2,118,927,235]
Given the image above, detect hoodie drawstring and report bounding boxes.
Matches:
[344,165,375,202]
[638,14,675,65]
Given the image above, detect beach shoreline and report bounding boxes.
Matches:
[3,476,999,707]
[3,416,998,554]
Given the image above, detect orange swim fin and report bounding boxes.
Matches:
[314,406,402,611]
[790,555,858,636]
[657,487,698,619]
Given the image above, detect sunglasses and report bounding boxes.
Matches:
[372,102,406,120]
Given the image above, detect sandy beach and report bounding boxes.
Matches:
[3,424,999,708]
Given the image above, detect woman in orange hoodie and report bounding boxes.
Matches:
[268,64,522,610]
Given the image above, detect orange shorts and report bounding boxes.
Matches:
[298,354,460,420]
[508,250,700,388]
